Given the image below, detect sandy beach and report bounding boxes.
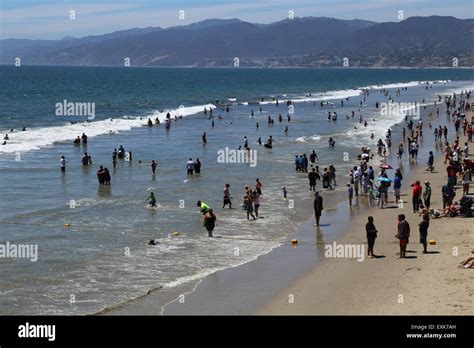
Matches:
[257,111,474,315]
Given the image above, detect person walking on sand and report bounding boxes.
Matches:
[347,183,354,206]
[313,191,323,227]
[203,209,217,237]
[366,216,378,258]
[419,213,430,254]
[397,143,404,160]
[396,214,410,259]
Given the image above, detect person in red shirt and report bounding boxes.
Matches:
[411,180,422,213]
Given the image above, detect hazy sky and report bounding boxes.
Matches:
[1,0,473,39]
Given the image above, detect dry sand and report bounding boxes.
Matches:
[257,112,474,315]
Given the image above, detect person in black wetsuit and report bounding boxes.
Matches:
[194,158,201,174]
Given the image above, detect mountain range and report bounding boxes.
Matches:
[1,16,472,67]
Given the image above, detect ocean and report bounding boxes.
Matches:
[0,66,472,315]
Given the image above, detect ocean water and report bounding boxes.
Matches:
[0,66,472,315]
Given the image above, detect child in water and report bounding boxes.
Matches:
[146,192,157,207]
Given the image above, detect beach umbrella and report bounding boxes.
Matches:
[376,177,392,183]
[379,163,393,169]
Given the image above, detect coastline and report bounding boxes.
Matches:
[257,111,473,315]
[103,95,473,315]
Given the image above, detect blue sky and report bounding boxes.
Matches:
[1,0,472,39]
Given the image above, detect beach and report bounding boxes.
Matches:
[257,111,474,315]
[0,66,472,316]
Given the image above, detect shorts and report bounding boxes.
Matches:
[187,169,193,175]
[254,204,260,209]
[420,237,427,244]
[367,237,376,247]
[394,188,400,196]
[399,239,408,247]
[61,167,65,172]
[448,176,456,185]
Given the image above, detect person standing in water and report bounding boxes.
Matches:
[243,192,256,220]
[308,168,317,191]
[313,191,323,227]
[81,133,88,145]
[253,190,260,218]
[203,209,217,237]
[255,178,262,195]
[60,156,67,173]
[223,183,232,208]
[146,192,157,207]
[82,153,90,166]
[186,158,194,177]
[194,158,201,174]
[97,166,105,185]
[151,160,157,174]
[202,132,207,144]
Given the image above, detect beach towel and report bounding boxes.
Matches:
[458,251,474,269]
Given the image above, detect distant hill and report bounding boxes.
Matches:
[1,16,472,67]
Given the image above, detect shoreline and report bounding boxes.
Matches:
[103,92,471,315]
[257,110,473,315]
